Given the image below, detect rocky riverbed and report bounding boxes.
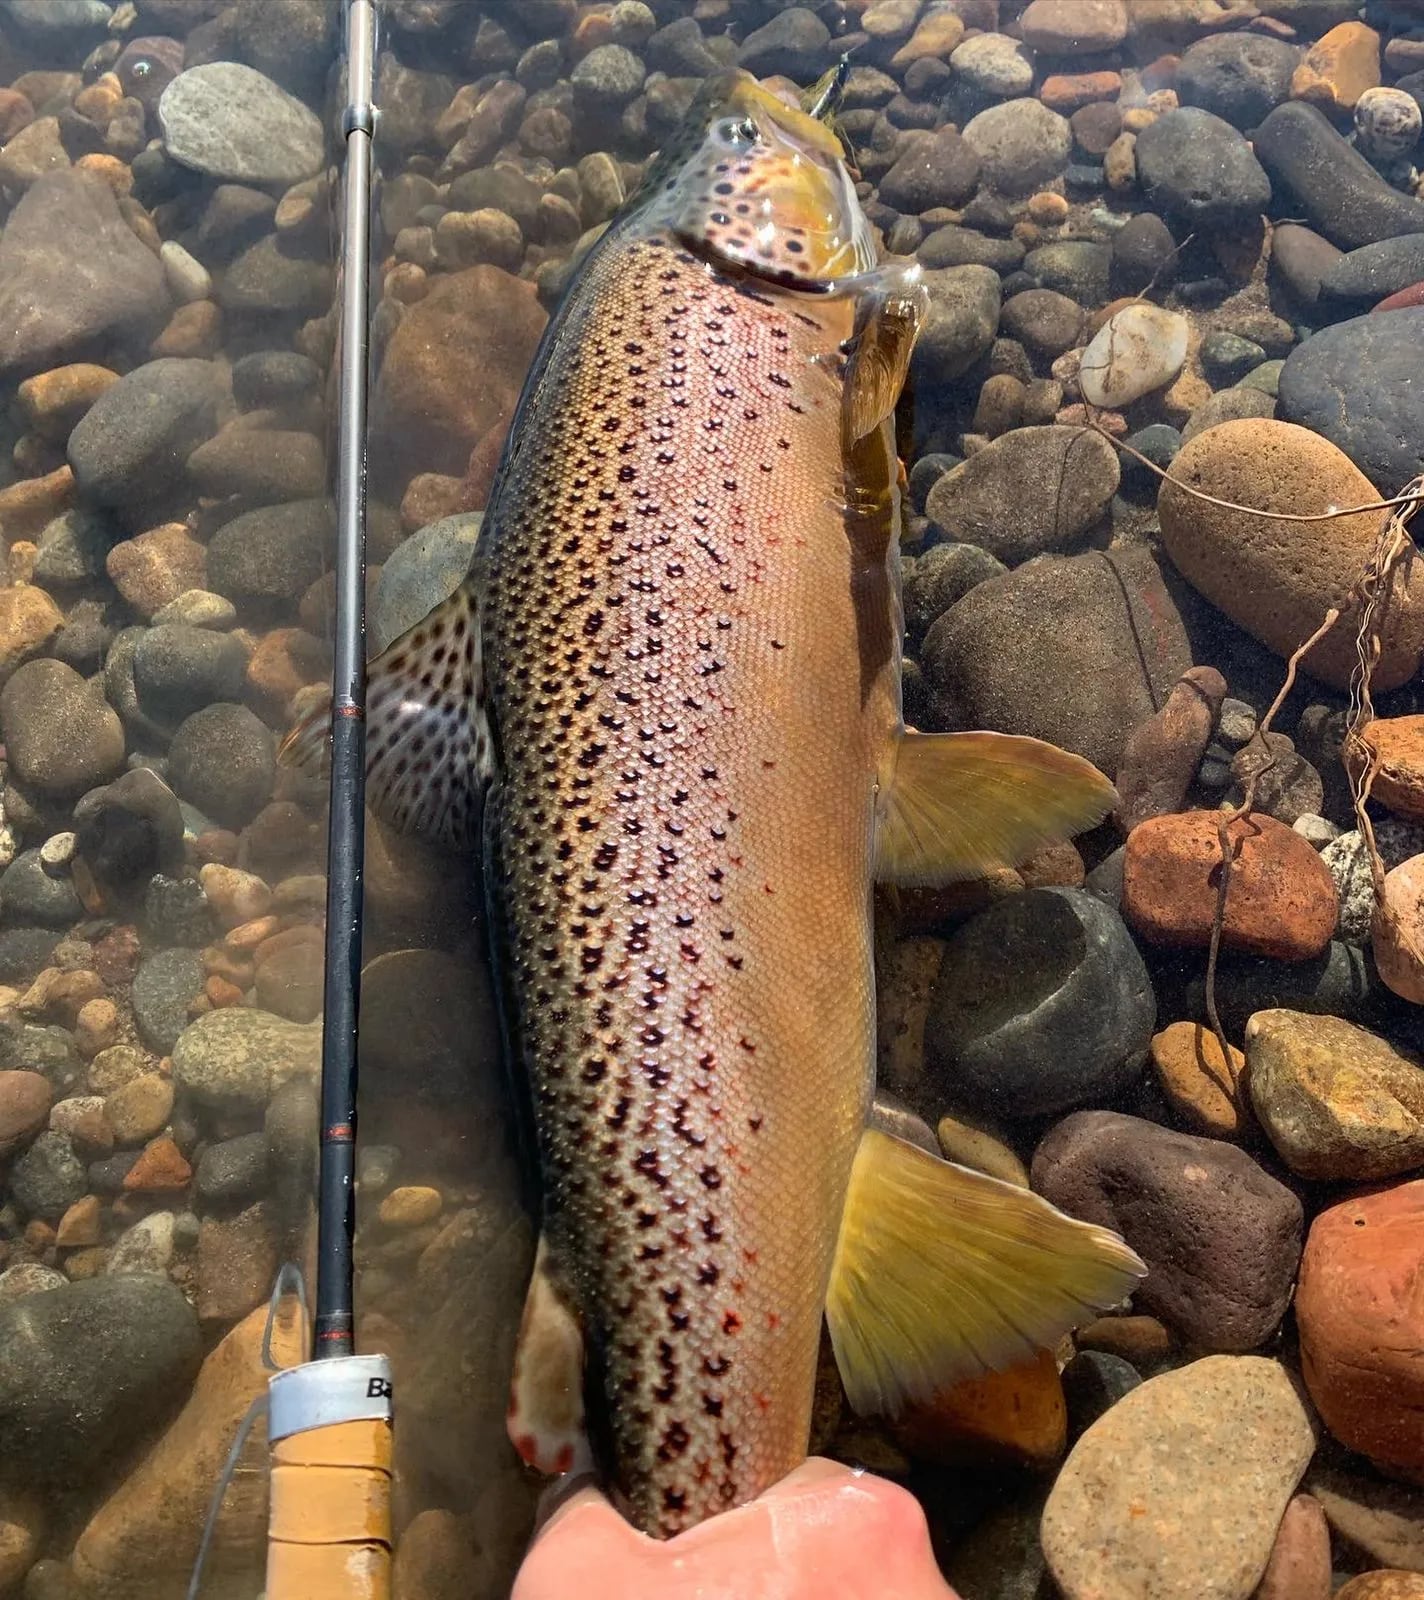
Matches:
[3,0,1424,1597]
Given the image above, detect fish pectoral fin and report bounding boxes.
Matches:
[278,581,494,850]
[825,1128,1145,1419]
[873,730,1118,888]
[508,1234,592,1479]
[842,266,925,446]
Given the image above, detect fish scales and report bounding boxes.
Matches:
[483,226,893,1533]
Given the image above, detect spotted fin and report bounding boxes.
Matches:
[507,1236,591,1479]
[873,730,1117,888]
[842,267,924,446]
[826,1129,1145,1419]
[278,582,494,851]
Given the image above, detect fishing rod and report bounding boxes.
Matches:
[262,1,393,1594]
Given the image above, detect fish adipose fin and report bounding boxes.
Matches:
[278,582,494,851]
[825,1129,1145,1419]
[507,1235,592,1478]
[874,730,1117,888]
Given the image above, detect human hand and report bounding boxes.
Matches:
[511,1456,961,1600]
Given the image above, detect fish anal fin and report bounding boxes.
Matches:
[842,266,925,446]
[874,730,1118,888]
[507,1235,591,1478]
[278,581,493,851]
[826,1129,1145,1419]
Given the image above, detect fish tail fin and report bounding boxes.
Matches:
[874,730,1117,888]
[508,1235,591,1479]
[826,1128,1145,1418]
[277,581,494,851]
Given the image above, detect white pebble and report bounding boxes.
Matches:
[39,831,76,870]
[1078,303,1189,409]
[159,239,212,305]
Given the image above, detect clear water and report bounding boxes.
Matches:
[1,1,1423,1597]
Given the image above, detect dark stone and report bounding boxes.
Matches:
[192,183,277,265]
[1255,101,1424,249]
[143,873,213,947]
[914,265,1001,385]
[130,945,204,1054]
[647,17,722,78]
[194,1130,269,1206]
[1121,423,1181,492]
[878,126,981,213]
[1134,107,1271,231]
[907,452,961,513]
[33,509,116,588]
[902,541,1006,642]
[218,236,333,316]
[1071,101,1122,158]
[1319,234,1424,306]
[0,851,82,930]
[132,624,246,727]
[1024,239,1112,305]
[166,703,276,828]
[230,349,321,410]
[88,1149,140,1194]
[10,1130,86,1219]
[0,930,61,984]
[73,768,184,898]
[926,889,1156,1120]
[0,660,126,799]
[999,289,1083,359]
[1276,307,1424,494]
[736,7,830,79]
[1270,223,1342,307]
[1200,330,1267,385]
[205,498,332,613]
[1061,1350,1143,1439]
[917,224,1023,273]
[0,1019,80,1088]
[1175,33,1299,130]
[1031,1111,1303,1351]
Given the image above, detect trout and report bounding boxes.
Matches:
[287,67,1144,1538]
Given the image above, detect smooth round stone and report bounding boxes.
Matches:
[0,850,83,929]
[193,1130,267,1205]
[1078,304,1189,408]
[72,767,185,897]
[962,99,1072,198]
[735,8,830,79]
[1061,1350,1142,1440]
[925,888,1155,1120]
[951,33,1032,97]
[1121,422,1180,491]
[1042,1357,1315,1600]
[230,349,320,411]
[1020,0,1126,53]
[158,63,323,186]
[158,239,210,305]
[915,264,1001,383]
[1110,211,1176,295]
[1201,329,1267,384]
[1321,236,1424,305]
[1000,289,1083,359]
[570,44,645,110]
[166,704,275,830]
[1135,107,1271,229]
[0,660,125,799]
[1246,1009,1424,1180]
[0,1069,51,1157]
[204,498,331,610]
[9,1130,86,1219]
[106,1209,176,1274]
[1024,239,1112,304]
[1176,33,1300,130]
[132,624,245,727]
[149,590,236,630]
[171,1006,319,1114]
[875,125,982,213]
[1355,85,1421,163]
[130,947,203,1055]
[371,512,481,654]
[902,542,1005,638]
[1150,1020,1247,1137]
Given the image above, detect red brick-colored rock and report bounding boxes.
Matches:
[1374,281,1424,314]
[1042,72,1123,113]
[1297,1180,1424,1484]
[1122,811,1337,960]
[1350,715,1424,822]
[122,1135,192,1194]
[1256,1494,1332,1600]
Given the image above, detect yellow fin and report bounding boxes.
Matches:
[826,1129,1145,1418]
[842,268,925,445]
[874,730,1118,887]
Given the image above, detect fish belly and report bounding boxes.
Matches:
[482,230,893,1534]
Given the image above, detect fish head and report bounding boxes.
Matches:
[651,64,877,291]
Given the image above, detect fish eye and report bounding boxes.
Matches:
[715,116,756,146]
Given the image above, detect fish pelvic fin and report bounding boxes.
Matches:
[826,1128,1145,1419]
[508,1234,592,1479]
[278,581,494,851]
[873,730,1117,888]
[842,264,925,447]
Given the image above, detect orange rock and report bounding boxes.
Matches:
[0,1070,51,1156]
[1373,855,1424,1006]
[56,1193,101,1248]
[1076,1313,1173,1366]
[1040,72,1123,112]
[1351,716,1424,822]
[122,1136,192,1193]
[891,1349,1066,1470]
[1123,811,1337,961]
[1291,21,1381,116]
[889,11,964,68]
[0,584,62,684]
[1335,1572,1424,1599]
[16,362,119,439]
[1256,1493,1332,1600]
[150,299,222,359]
[0,465,73,537]
[1150,1021,1248,1138]
[105,522,206,618]
[1297,1180,1424,1483]
[399,470,469,531]
[244,627,325,718]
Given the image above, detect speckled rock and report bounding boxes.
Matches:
[159,63,323,185]
[1043,1357,1314,1600]
[961,99,1072,198]
[1033,1113,1302,1351]
[1336,1574,1424,1600]
[1177,33,1302,130]
[172,1006,320,1114]
[0,659,124,799]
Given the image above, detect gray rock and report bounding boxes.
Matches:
[205,498,331,612]
[231,350,321,411]
[1176,33,1300,129]
[902,542,1006,642]
[158,62,324,185]
[1135,107,1271,230]
[1255,101,1424,249]
[0,0,112,41]
[217,235,333,315]
[173,1007,319,1115]
[106,1211,176,1275]
[647,16,723,77]
[0,1020,80,1088]
[962,99,1071,198]
[0,172,170,378]
[194,1131,269,1206]
[1032,1113,1303,1351]
[913,265,1001,385]
[952,32,1033,98]
[926,426,1119,564]
[1024,240,1113,306]
[0,660,126,800]
[10,1129,86,1220]
[186,428,325,505]
[132,625,246,727]
[167,703,275,828]
[32,509,116,587]
[72,768,185,898]
[736,7,830,79]
[143,873,213,947]
[0,1275,201,1483]
[1180,383,1275,442]
[917,225,1024,273]
[926,889,1156,1120]
[570,44,645,111]
[999,290,1083,359]
[1200,330,1267,385]
[67,358,226,510]
[1110,212,1177,296]
[0,931,61,986]
[131,947,204,1054]
[1319,234,1424,305]
[0,850,83,929]
[1270,222,1343,306]
[878,126,981,213]
[0,1263,66,1304]
[921,547,1191,778]
[1277,307,1424,494]
[371,512,482,654]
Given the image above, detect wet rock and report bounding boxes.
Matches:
[951,33,1033,99]
[158,62,323,185]
[1019,0,1126,54]
[167,703,274,828]
[0,172,169,378]
[1158,418,1424,691]
[132,625,245,727]
[1115,666,1226,832]
[104,1074,173,1147]
[1256,1493,1332,1600]
[1150,1021,1249,1139]
[73,768,184,900]
[914,264,1000,386]
[901,543,1006,642]
[877,126,980,212]
[371,511,481,654]
[921,548,1190,779]
[735,8,830,80]
[1308,1465,1424,1576]
[1355,87,1422,166]
[1078,303,1189,408]
[1123,811,1337,961]
[106,522,206,619]
[186,427,325,505]
[962,100,1072,198]
[1135,107,1271,231]
[925,888,1155,1120]
[1278,308,1424,497]
[1336,1574,1424,1599]
[1297,1180,1424,1482]
[1227,731,1323,826]
[570,44,644,112]
[67,357,225,509]
[195,1203,275,1323]
[9,1130,85,1219]
[1041,1357,1315,1600]
[1255,102,1424,249]
[0,851,82,929]
[106,1208,175,1272]
[0,1275,200,1484]
[1247,1008,1424,1180]
[999,290,1082,361]
[0,586,63,686]
[1110,212,1177,296]
[130,947,202,1054]
[924,425,1118,564]
[1271,222,1342,306]
[172,1006,319,1115]
[1061,1349,1142,1441]
[217,234,332,316]
[1023,239,1113,305]
[0,1070,51,1157]
[1291,20,1382,116]
[32,508,113,588]
[0,660,124,799]
[1321,237,1424,307]
[205,497,330,613]
[1177,33,1300,129]
[193,1130,267,1206]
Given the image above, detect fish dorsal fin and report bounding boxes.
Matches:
[874,730,1117,888]
[279,581,494,850]
[826,1129,1145,1418]
[842,268,925,446]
